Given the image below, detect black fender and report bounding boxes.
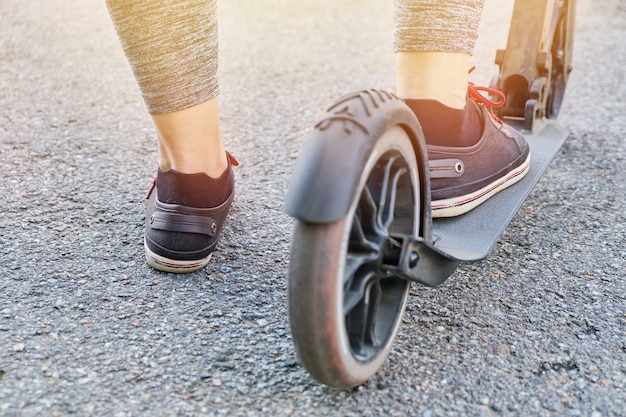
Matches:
[285,89,432,238]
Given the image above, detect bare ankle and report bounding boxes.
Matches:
[396,51,470,108]
[151,98,226,177]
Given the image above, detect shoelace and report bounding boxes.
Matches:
[467,67,506,126]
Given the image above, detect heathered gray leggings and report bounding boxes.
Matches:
[106,0,484,115]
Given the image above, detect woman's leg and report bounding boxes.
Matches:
[107,0,233,272]
[396,52,471,109]
[394,0,484,108]
[152,98,226,177]
[106,0,226,177]
[393,0,531,218]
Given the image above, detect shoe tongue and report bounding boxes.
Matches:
[156,166,233,208]
[404,97,482,147]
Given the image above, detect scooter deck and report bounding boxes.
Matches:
[431,119,569,263]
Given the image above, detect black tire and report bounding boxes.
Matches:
[546,0,576,119]
[288,125,420,389]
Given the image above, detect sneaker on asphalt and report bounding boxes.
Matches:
[144,154,237,273]
[427,85,531,218]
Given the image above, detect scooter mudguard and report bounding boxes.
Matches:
[285,90,429,224]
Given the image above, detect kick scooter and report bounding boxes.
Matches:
[285,0,576,389]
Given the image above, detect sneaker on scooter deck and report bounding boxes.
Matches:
[427,85,530,218]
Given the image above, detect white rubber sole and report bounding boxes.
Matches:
[144,239,212,273]
[431,153,531,218]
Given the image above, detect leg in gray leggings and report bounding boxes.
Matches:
[106,0,218,115]
[394,0,485,54]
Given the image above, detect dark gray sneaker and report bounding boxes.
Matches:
[428,86,530,218]
[144,155,236,273]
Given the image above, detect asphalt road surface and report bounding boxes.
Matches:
[1,0,624,415]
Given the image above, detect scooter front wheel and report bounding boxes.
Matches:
[288,125,421,389]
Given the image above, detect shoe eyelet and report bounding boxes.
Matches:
[454,162,464,174]
[150,214,155,224]
[210,222,217,234]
